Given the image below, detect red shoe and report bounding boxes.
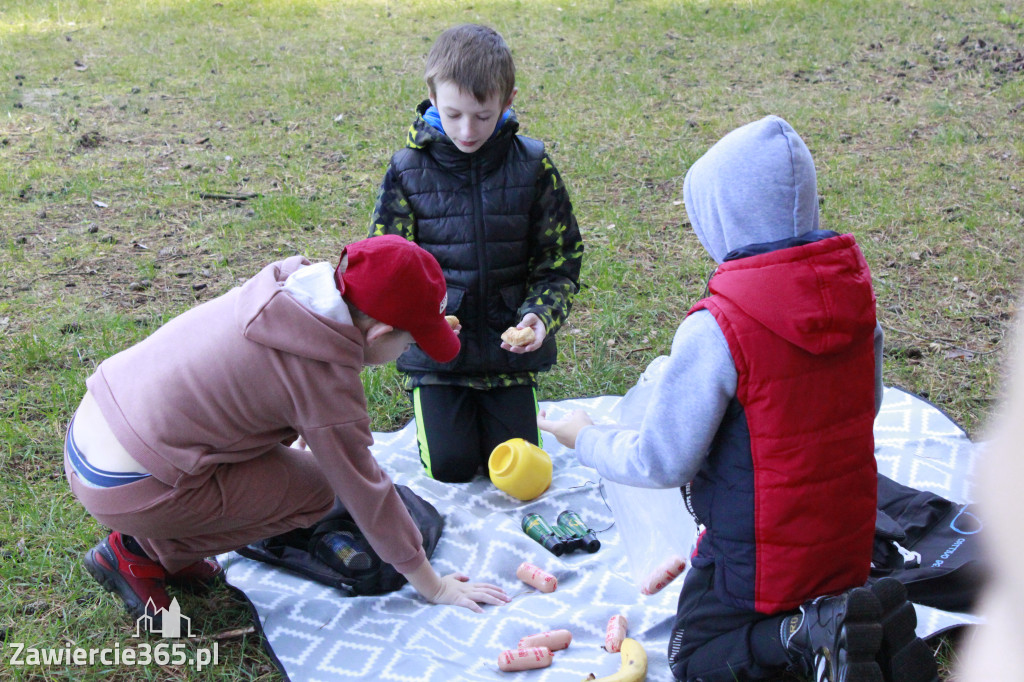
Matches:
[84,531,170,622]
[167,558,223,588]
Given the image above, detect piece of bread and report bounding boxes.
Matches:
[501,326,536,347]
[445,315,460,329]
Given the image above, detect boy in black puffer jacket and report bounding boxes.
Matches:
[369,23,583,483]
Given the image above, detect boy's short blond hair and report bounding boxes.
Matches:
[425,24,515,104]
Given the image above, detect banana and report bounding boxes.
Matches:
[582,637,647,682]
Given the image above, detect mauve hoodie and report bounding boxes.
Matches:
[85,255,425,574]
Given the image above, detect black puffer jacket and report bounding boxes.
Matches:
[370,100,582,378]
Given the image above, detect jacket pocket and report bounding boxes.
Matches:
[444,284,466,315]
[499,283,525,313]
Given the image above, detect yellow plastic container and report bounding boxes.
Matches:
[488,438,552,501]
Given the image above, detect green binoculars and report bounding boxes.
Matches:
[521,510,601,556]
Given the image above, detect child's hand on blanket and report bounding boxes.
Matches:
[404,559,509,613]
[537,408,594,450]
[431,573,510,613]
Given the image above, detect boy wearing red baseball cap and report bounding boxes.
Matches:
[66,234,508,626]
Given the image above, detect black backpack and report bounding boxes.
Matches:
[236,484,444,596]
[869,474,987,612]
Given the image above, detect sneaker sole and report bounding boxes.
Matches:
[835,587,884,682]
[871,578,939,682]
[84,546,151,622]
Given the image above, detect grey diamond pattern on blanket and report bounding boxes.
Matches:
[219,387,981,681]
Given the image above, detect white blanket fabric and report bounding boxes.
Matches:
[220,387,981,681]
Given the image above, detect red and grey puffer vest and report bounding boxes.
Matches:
[686,233,878,614]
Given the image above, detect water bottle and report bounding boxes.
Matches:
[315,530,373,576]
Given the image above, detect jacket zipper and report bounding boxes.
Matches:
[470,159,488,355]
[683,481,701,525]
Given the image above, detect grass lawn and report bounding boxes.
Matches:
[2,0,1022,679]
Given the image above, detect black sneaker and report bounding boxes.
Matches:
[870,578,939,682]
[783,586,884,682]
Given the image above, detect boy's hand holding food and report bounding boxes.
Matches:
[501,313,546,353]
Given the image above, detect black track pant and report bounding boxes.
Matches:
[411,384,540,483]
[668,564,792,681]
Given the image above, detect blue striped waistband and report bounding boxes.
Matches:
[65,416,150,488]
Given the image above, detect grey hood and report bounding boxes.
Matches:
[683,115,819,263]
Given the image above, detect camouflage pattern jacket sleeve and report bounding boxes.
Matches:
[523,153,583,337]
[369,163,415,240]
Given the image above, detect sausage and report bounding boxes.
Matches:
[604,614,628,653]
[641,555,688,595]
[497,646,553,671]
[518,629,572,651]
[516,562,557,593]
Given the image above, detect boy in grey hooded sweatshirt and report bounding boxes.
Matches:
[540,116,937,682]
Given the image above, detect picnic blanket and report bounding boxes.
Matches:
[219,386,982,681]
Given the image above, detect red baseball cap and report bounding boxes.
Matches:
[334,235,460,363]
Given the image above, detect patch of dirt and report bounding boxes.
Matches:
[1,189,265,338]
[76,130,106,148]
[925,34,1024,80]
